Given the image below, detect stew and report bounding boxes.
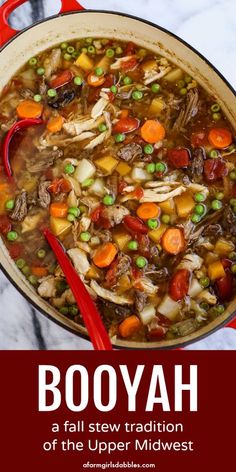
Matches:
[0,37,235,343]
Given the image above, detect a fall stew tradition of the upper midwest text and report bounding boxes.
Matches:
[0,38,235,342]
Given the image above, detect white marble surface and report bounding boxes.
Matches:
[0,0,235,349]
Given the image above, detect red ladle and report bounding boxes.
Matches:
[44,228,112,351]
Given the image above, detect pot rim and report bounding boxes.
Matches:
[0,9,235,349]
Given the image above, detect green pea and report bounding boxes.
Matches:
[69,306,79,316]
[199,276,210,288]
[135,256,147,268]
[64,52,73,61]
[132,90,143,100]
[67,46,75,54]
[79,205,87,214]
[110,85,118,94]
[16,258,26,269]
[144,144,154,155]
[184,75,192,84]
[64,163,75,174]
[180,87,187,96]
[68,207,80,218]
[88,45,95,54]
[85,38,93,44]
[37,249,46,259]
[229,251,236,261]
[215,192,224,200]
[116,46,123,55]
[67,214,76,222]
[74,76,83,86]
[146,163,156,174]
[60,42,69,50]
[123,76,132,85]
[233,206,236,215]
[200,302,210,311]
[211,103,221,113]
[128,240,138,251]
[29,57,37,66]
[215,304,225,314]
[229,171,236,181]
[60,306,69,315]
[103,195,115,206]
[161,214,170,224]
[95,67,104,77]
[82,178,94,188]
[138,48,147,57]
[34,94,42,102]
[80,232,91,242]
[7,231,18,241]
[210,149,219,158]
[5,199,15,210]
[230,199,236,207]
[115,133,126,143]
[151,83,161,93]
[155,162,166,173]
[106,48,115,58]
[191,214,201,224]
[56,279,68,296]
[211,199,223,211]
[231,264,236,274]
[37,67,45,76]
[147,219,159,230]
[98,123,107,132]
[81,47,88,53]
[194,192,205,202]
[28,275,38,286]
[212,112,221,121]
[177,80,185,88]
[47,88,57,98]
[22,265,30,276]
[194,204,205,216]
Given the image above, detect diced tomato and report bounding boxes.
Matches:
[121,57,138,71]
[222,259,232,269]
[191,130,208,147]
[157,314,172,327]
[137,233,150,257]
[113,117,140,134]
[105,258,119,287]
[167,148,190,168]
[215,270,233,302]
[8,242,24,260]
[204,159,228,182]
[50,70,74,89]
[125,186,144,201]
[103,74,115,88]
[0,215,12,234]
[148,325,166,339]
[118,180,128,194]
[48,178,71,194]
[123,215,148,234]
[132,266,143,280]
[124,42,136,55]
[91,205,103,223]
[169,268,190,301]
[107,91,115,102]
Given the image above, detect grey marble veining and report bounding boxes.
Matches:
[0,0,236,349]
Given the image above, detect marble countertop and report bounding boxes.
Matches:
[0,0,235,349]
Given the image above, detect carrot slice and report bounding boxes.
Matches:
[119,315,141,338]
[49,202,68,218]
[141,119,165,143]
[137,202,160,220]
[93,242,117,268]
[208,128,232,149]
[31,267,48,277]
[162,227,185,255]
[87,72,105,87]
[47,115,64,133]
[16,100,43,119]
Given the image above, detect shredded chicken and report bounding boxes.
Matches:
[178,254,203,272]
[110,55,137,70]
[21,211,44,233]
[140,186,186,203]
[91,280,133,305]
[144,65,171,85]
[38,276,57,298]
[44,48,61,80]
[52,289,76,308]
[91,97,109,119]
[197,290,217,305]
[67,248,90,275]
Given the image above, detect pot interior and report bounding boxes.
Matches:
[0,11,235,349]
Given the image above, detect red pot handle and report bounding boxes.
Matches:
[226,317,236,329]
[0,0,85,48]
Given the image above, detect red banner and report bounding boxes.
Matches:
[0,351,235,470]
